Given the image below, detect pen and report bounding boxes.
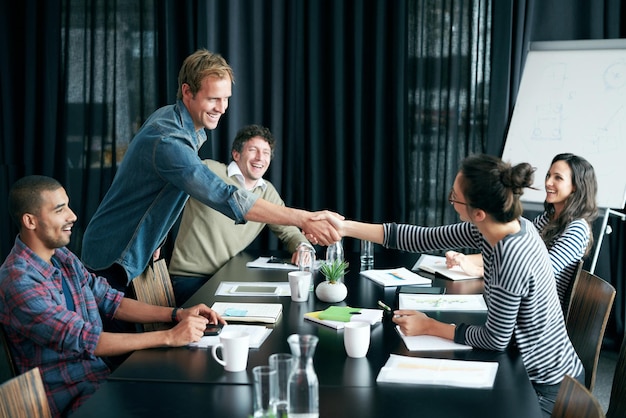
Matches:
[377,300,392,313]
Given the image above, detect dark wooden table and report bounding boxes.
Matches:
[73,249,542,418]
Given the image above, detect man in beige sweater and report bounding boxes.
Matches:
[169,125,310,303]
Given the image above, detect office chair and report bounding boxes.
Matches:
[0,367,52,418]
[565,269,615,391]
[131,258,177,332]
[551,374,604,418]
[0,325,16,384]
[606,337,626,418]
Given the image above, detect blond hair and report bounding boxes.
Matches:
[176,49,234,100]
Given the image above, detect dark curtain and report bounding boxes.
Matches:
[407,1,492,228]
[0,0,65,257]
[153,0,412,255]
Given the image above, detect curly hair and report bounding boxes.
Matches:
[231,125,276,160]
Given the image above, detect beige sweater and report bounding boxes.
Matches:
[168,159,308,277]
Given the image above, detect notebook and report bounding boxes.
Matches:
[210,302,283,324]
[304,307,383,330]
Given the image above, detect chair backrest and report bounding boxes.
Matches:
[566,269,616,391]
[0,325,17,384]
[0,367,52,418]
[606,337,626,418]
[130,258,176,332]
[551,374,605,418]
[563,259,584,320]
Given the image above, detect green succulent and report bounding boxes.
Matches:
[319,259,349,283]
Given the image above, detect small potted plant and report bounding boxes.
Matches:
[316,259,349,303]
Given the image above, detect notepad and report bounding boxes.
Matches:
[188,324,273,349]
[376,354,498,388]
[210,302,283,324]
[360,267,431,287]
[395,326,473,351]
[304,307,383,330]
[412,254,481,280]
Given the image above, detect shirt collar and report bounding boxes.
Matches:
[227,161,267,191]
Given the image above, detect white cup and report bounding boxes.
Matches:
[211,331,250,372]
[343,322,371,358]
[288,271,312,302]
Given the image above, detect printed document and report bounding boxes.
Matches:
[377,354,498,388]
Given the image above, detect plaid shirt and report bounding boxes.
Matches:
[0,237,124,417]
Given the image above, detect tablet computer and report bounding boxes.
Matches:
[229,285,281,296]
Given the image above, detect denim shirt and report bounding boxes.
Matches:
[82,100,258,283]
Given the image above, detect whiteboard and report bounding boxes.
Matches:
[502,40,626,209]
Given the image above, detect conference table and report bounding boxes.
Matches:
[73,248,542,418]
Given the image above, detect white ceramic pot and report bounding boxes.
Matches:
[315,280,347,303]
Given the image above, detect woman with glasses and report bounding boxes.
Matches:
[446,153,598,312]
[317,153,583,417]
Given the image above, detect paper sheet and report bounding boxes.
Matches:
[360,267,431,287]
[398,293,487,311]
[376,354,498,388]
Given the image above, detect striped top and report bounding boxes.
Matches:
[383,217,583,385]
[533,212,590,309]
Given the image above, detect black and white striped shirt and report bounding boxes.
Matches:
[533,212,590,309]
[383,217,583,385]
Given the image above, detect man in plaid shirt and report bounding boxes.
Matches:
[0,175,225,417]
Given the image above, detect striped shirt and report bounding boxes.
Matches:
[533,212,590,309]
[383,217,583,385]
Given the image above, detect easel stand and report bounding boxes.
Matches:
[590,208,626,274]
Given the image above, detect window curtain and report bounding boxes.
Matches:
[407,1,491,228]
[61,0,159,251]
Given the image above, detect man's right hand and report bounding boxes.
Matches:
[168,315,208,346]
[301,210,344,245]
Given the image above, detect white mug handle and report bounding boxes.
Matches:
[211,343,226,366]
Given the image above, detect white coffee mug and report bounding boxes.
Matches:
[211,331,250,372]
[288,271,312,302]
[343,322,371,358]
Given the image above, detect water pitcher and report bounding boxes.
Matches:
[287,334,319,418]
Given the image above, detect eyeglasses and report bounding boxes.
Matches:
[448,188,468,206]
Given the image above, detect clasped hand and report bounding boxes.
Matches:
[302,210,344,245]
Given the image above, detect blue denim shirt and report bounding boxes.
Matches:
[81,100,258,283]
